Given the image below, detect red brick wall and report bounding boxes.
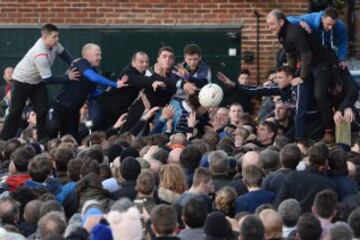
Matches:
[0,0,311,83]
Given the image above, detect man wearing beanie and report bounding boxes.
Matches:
[112,157,141,200]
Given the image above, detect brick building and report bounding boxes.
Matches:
[0,0,358,83]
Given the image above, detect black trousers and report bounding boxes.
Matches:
[311,52,334,131]
[120,99,145,134]
[0,80,48,141]
[47,103,80,142]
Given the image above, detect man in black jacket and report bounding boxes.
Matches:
[267,9,335,142]
[97,51,166,129]
[274,142,336,212]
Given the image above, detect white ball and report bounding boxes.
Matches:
[198,83,224,108]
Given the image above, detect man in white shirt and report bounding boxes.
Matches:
[0,23,79,141]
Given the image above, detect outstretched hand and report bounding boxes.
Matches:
[68,67,81,81]
[117,75,129,88]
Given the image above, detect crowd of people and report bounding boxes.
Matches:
[0,6,359,240]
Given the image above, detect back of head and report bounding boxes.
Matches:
[328,147,347,174]
[313,189,338,219]
[0,196,20,224]
[120,157,141,181]
[348,208,360,238]
[278,199,301,227]
[151,204,177,235]
[308,142,329,167]
[39,200,64,218]
[260,149,280,173]
[182,197,207,228]
[179,145,202,170]
[53,147,74,173]
[170,133,187,146]
[28,155,52,182]
[4,138,22,160]
[24,199,43,223]
[240,215,265,240]
[280,143,301,169]
[327,222,353,240]
[208,150,229,175]
[259,209,283,240]
[135,170,155,195]
[204,211,233,239]
[10,146,36,173]
[67,158,83,182]
[297,213,322,240]
[38,211,66,238]
[215,186,237,215]
[242,165,263,188]
[241,151,261,169]
[80,158,100,177]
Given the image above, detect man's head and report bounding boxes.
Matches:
[242,165,263,188]
[275,66,294,89]
[151,204,177,236]
[312,189,338,220]
[24,200,43,224]
[82,43,102,67]
[280,143,301,169]
[259,209,283,240]
[182,197,207,229]
[157,46,175,72]
[3,67,13,82]
[278,199,301,228]
[28,155,53,183]
[9,146,36,174]
[257,121,278,145]
[241,151,261,169]
[131,51,149,73]
[322,7,338,32]
[0,197,20,224]
[208,150,229,175]
[267,9,287,34]
[296,213,322,240]
[183,43,202,71]
[274,100,290,122]
[325,222,354,240]
[229,103,243,124]
[348,208,360,238]
[192,167,213,194]
[308,142,329,168]
[41,23,59,48]
[38,211,66,238]
[238,69,251,85]
[240,215,265,240]
[216,107,230,126]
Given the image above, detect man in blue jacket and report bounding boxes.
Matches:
[287,7,348,69]
[47,43,127,142]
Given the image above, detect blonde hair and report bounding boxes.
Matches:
[215,186,237,215]
[82,43,100,57]
[159,164,187,194]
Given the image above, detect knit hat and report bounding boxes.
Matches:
[91,223,113,240]
[81,200,103,226]
[204,211,234,240]
[106,207,143,240]
[120,157,141,181]
[107,144,123,163]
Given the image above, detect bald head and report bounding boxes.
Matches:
[259,209,283,240]
[170,133,187,147]
[82,43,102,67]
[168,148,183,164]
[242,151,261,169]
